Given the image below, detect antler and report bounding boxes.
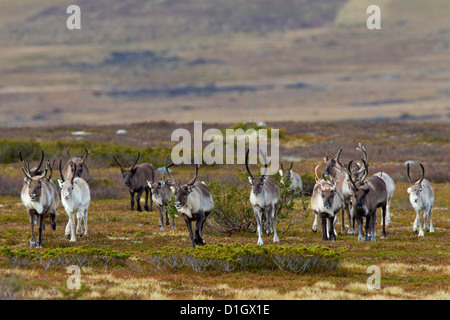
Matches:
[245,148,254,180]
[131,152,140,170]
[187,155,200,186]
[165,155,175,185]
[112,155,125,173]
[59,158,65,182]
[81,148,90,163]
[419,163,425,186]
[314,164,326,191]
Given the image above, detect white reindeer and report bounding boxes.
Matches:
[406,162,434,237]
[311,164,342,241]
[58,160,91,242]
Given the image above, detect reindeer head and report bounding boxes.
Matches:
[164,156,199,210]
[345,159,370,212]
[315,164,341,210]
[406,162,425,203]
[113,152,141,190]
[245,148,270,195]
[66,148,89,179]
[147,174,173,201]
[19,150,45,177]
[323,147,343,178]
[22,159,48,202]
[58,159,78,200]
[279,162,293,185]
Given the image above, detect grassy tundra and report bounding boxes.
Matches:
[0,120,448,300]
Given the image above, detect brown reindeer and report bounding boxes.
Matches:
[113,152,155,212]
[62,148,91,182]
[346,160,388,242]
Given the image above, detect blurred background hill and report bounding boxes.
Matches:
[0,0,449,126]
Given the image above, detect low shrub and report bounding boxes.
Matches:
[0,246,132,270]
[146,243,345,274]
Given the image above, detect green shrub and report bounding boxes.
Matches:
[146,243,345,274]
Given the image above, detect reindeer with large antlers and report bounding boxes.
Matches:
[311,164,343,241]
[20,161,54,248]
[245,149,281,245]
[113,152,155,212]
[406,162,434,237]
[19,151,59,233]
[345,160,388,242]
[165,155,214,248]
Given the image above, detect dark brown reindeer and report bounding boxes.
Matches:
[166,156,214,248]
[345,160,388,242]
[113,152,155,212]
[146,156,176,231]
[62,148,91,182]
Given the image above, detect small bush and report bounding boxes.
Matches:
[146,243,345,274]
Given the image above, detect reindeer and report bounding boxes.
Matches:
[310,164,343,241]
[113,152,154,212]
[323,147,359,235]
[245,149,281,245]
[346,160,388,242]
[166,156,214,248]
[20,162,54,248]
[147,157,176,231]
[279,162,306,210]
[19,151,59,231]
[62,148,91,183]
[406,162,434,237]
[353,143,395,227]
[58,160,91,242]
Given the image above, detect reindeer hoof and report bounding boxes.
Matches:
[30,242,37,248]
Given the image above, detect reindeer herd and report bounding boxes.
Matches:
[17,143,435,249]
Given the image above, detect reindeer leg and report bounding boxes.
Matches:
[381,205,387,239]
[183,216,195,248]
[37,214,44,248]
[428,206,434,233]
[320,213,328,241]
[254,206,264,245]
[272,204,279,243]
[416,209,424,237]
[28,210,37,247]
[341,205,346,233]
[136,189,144,212]
[312,213,319,233]
[144,187,150,212]
[50,212,56,230]
[130,191,135,211]
[158,205,165,231]
[195,212,206,246]
[83,208,89,237]
[356,215,364,242]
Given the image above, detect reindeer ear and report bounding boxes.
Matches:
[407,187,412,194]
[262,176,268,182]
[146,180,152,188]
[170,186,176,193]
[58,179,63,188]
[161,181,165,186]
[248,176,252,184]
[278,169,283,176]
